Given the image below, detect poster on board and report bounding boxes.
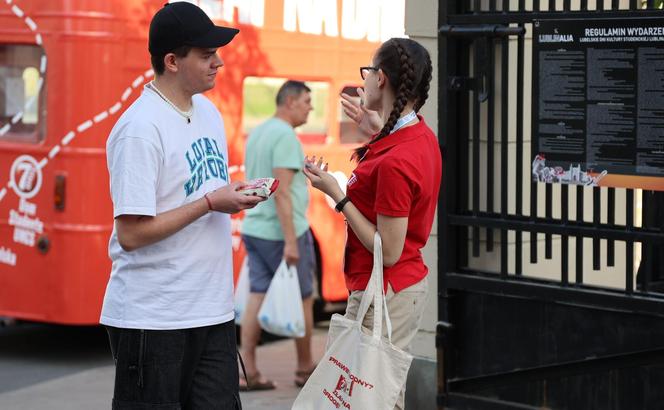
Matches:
[532,18,664,190]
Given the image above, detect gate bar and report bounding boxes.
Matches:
[439,25,525,37]
[499,32,509,278]
[446,274,664,317]
[449,214,664,244]
[576,186,584,285]
[515,1,525,275]
[608,188,615,266]
[448,10,664,25]
[472,44,480,257]
[449,345,664,392]
[486,37,495,253]
[593,188,601,270]
[626,190,634,293]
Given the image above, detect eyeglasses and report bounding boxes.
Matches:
[360,66,379,80]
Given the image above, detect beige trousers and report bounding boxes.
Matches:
[343,276,429,410]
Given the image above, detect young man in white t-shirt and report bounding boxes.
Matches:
[99,3,265,409]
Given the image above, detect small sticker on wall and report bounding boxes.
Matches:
[0,246,17,267]
[9,198,43,247]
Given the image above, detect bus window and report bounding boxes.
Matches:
[0,45,45,143]
[339,86,372,144]
[242,77,329,144]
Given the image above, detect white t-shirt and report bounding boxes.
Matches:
[100,85,234,330]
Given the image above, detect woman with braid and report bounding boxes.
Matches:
[302,38,440,409]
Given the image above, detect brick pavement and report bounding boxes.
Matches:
[239,327,327,410]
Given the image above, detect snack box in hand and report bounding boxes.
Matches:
[238,178,279,198]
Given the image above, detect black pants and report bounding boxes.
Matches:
[106,321,241,410]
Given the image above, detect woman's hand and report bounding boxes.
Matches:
[302,156,344,201]
[340,88,383,136]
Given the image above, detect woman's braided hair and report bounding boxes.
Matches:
[352,38,433,162]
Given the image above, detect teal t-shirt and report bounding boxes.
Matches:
[241,117,310,240]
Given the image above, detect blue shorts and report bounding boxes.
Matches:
[242,231,315,298]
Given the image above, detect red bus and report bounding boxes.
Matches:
[0,0,405,324]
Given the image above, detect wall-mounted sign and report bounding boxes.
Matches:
[532,18,664,190]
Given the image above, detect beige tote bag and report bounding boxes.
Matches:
[292,232,413,410]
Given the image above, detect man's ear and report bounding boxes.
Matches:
[285,94,296,108]
[164,53,179,73]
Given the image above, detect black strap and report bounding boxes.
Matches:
[237,350,249,391]
[335,196,351,213]
[137,330,145,388]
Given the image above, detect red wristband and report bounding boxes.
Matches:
[204,193,213,211]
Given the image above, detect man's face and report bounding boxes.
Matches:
[176,47,223,94]
[290,91,313,128]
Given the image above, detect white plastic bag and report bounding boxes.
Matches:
[234,257,250,325]
[257,260,306,338]
[292,233,413,410]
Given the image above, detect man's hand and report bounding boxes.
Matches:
[207,181,266,214]
[283,239,300,267]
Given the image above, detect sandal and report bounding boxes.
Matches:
[239,372,276,391]
[294,366,316,387]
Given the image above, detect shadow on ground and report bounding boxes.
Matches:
[0,322,111,394]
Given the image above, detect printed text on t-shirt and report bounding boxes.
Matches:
[184,137,229,196]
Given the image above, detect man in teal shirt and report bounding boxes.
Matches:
[240,80,316,390]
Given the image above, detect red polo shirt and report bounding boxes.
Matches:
[344,116,442,292]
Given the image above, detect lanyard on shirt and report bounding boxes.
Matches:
[390,110,417,134]
[359,110,417,162]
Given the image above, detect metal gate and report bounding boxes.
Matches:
[438,1,664,409]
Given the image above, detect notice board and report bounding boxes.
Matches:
[532,18,664,190]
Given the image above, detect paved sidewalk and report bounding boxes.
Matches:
[238,328,327,410]
[0,328,328,410]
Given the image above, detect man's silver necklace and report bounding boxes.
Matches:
[390,110,417,134]
[147,81,193,124]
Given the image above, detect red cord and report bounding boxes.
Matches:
[204,193,213,211]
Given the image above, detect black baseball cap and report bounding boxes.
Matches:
[149,2,239,56]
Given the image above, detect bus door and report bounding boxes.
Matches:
[0,32,54,320]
